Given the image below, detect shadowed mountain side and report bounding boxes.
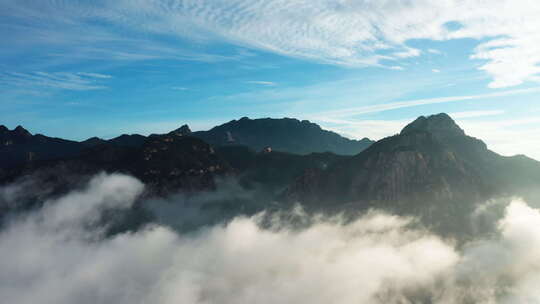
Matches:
[0,134,230,196]
[0,125,86,169]
[215,145,347,193]
[0,118,372,170]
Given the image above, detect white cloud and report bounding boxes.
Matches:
[246,81,276,86]
[2,174,540,303]
[393,47,422,58]
[0,71,111,91]
[449,110,505,119]
[3,0,540,88]
[310,87,540,119]
[76,72,112,79]
[432,69,441,73]
[448,200,540,303]
[172,86,189,91]
[0,173,457,304]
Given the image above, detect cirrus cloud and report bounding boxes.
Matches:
[2,0,539,88]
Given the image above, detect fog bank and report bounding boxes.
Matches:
[1,173,539,303]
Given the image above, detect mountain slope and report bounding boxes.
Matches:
[215,145,346,193]
[0,125,85,169]
[1,132,231,194]
[192,117,373,155]
[285,113,540,234]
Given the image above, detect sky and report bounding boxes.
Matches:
[1,0,539,159]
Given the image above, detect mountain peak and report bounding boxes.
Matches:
[81,137,105,147]
[13,125,32,137]
[0,125,8,132]
[400,113,464,137]
[170,124,192,136]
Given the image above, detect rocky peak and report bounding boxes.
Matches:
[400,113,465,137]
[0,125,8,133]
[13,125,32,138]
[170,124,192,136]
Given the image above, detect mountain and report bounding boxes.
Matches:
[0,118,372,170]
[0,125,86,169]
[0,118,364,199]
[2,114,540,238]
[81,137,106,147]
[191,117,374,155]
[108,134,147,147]
[284,113,540,235]
[1,131,230,194]
[215,145,347,193]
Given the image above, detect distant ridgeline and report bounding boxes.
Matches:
[1,114,540,238]
[0,117,372,170]
[191,117,373,155]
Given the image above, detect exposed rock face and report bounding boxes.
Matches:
[191,117,374,155]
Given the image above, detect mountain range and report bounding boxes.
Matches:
[0,117,372,170]
[1,114,539,238]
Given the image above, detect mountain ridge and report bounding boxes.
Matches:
[0,118,374,169]
[191,117,373,155]
[2,113,540,238]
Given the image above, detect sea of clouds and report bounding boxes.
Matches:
[1,173,540,303]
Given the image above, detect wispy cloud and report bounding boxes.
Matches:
[449,110,505,119]
[2,1,540,88]
[432,69,441,73]
[310,87,540,119]
[171,86,189,91]
[246,81,276,86]
[76,72,112,79]
[393,47,422,58]
[0,71,110,91]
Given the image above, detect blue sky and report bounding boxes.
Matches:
[1,0,540,159]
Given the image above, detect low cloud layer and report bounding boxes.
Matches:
[1,173,540,303]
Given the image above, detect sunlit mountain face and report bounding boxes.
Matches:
[2,1,540,303]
